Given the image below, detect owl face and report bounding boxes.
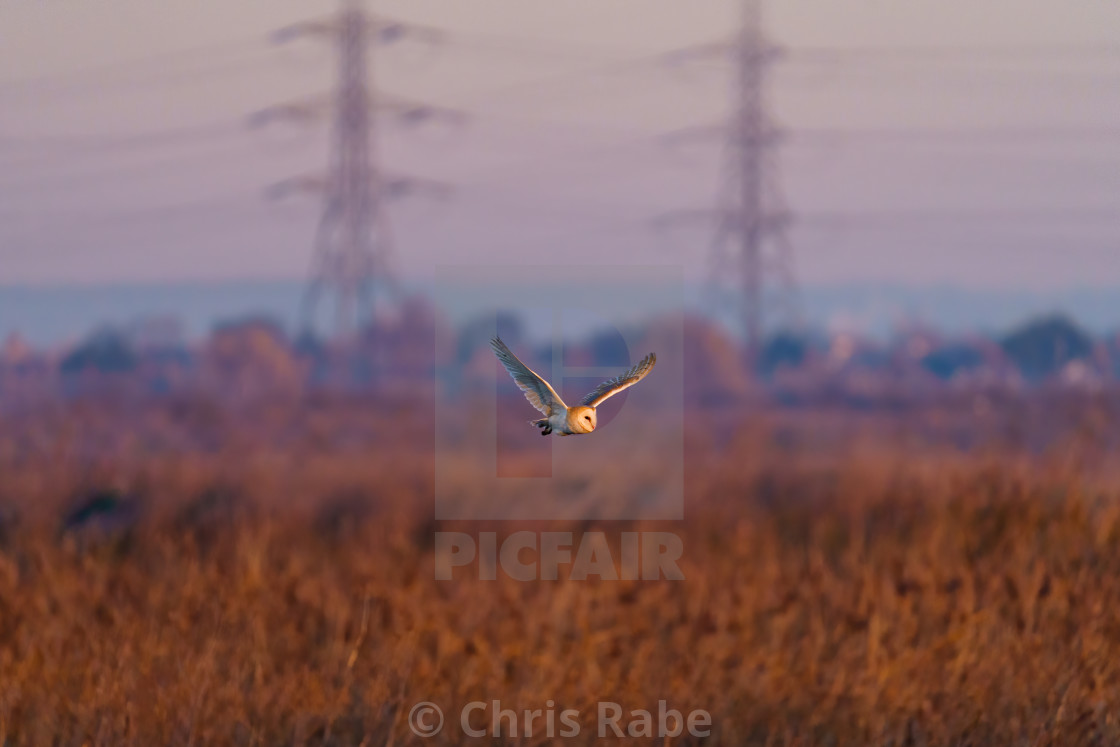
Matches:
[569,406,597,434]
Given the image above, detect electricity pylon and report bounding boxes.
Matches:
[660,0,796,363]
[251,0,459,340]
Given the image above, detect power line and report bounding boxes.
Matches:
[790,41,1120,62]
[441,28,654,62]
[794,207,1120,231]
[0,122,242,154]
[791,125,1120,144]
[0,36,270,95]
[663,123,1120,149]
[666,40,1120,66]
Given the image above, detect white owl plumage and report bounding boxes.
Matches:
[490,337,656,436]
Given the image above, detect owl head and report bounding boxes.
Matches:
[568,405,597,434]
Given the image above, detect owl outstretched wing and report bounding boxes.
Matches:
[580,352,656,407]
[490,337,568,416]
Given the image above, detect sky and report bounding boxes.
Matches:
[0,0,1118,299]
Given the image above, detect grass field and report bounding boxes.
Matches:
[1,397,1119,745]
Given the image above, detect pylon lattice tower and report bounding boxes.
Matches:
[711,0,796,362]
[254,0,453,339]
[305,1,391,339]
[662,0,797,362]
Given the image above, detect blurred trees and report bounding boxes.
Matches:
[0,309,1115,407]
[1001,314,1094,382]
[60,330,137,375]
[201,318,303,399]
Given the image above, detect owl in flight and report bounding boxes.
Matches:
[490,337,657,436]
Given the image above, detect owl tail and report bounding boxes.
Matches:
[531,418,552,436]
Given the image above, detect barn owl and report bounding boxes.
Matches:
[490,337,657,436]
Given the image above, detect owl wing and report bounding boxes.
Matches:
[580,352,656,407]
[490,337,567,416]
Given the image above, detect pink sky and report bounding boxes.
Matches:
[1,0,1118,289]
